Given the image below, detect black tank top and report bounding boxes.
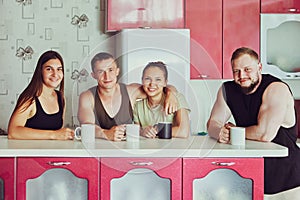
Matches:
[223,74,300,194]
[25,91,63,130]
[89,83,133,129]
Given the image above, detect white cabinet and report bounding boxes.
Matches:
[261,14,300,79]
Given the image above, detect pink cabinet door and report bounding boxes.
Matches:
[223,0,260,79]
[17,157,99,200]
[100,158,182,200]
[186,0,222,79]
[0,158,15,200]
[183,158,264,200]
[105,0,184,32]
[261,0,300,13]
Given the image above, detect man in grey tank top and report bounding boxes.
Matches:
[78,52,178,141]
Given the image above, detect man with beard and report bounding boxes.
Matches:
[207,47,300,197]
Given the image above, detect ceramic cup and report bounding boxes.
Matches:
[230,127,245,146]
[157,122,172,139]
[74,124,95,143]
[126,124,140,142]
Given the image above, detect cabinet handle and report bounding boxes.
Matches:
[47,161,71,166]
[287,8,299,12]
[198,74,209,78]
[129,161,153,166]
[211,161,235,166]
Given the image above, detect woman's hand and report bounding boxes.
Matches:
[53,128,74,140]
[141,126,157,138]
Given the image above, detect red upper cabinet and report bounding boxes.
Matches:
[186,0,260,79]
[223,0,260,79]
[261,0,300,13]
[105,0,184,32]
[186,0,223,79]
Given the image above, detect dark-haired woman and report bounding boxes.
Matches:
[8,50,74,140]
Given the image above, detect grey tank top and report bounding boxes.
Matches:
[89,83,133,129]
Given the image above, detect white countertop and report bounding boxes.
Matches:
[0,135,288,158]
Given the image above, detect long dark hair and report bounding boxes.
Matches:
[14,50,65,112]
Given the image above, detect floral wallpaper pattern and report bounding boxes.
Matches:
[0,0,112,130]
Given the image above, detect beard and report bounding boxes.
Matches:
[239,78,259,94]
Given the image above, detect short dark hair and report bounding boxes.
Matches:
[91,52,114,72]
[142,61,168,80]
[231,47,259,67]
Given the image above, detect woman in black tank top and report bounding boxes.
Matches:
[7,50,74,140]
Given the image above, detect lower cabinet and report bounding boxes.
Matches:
[17,157,99,200]
[100,158,182,200]
[183,158,264,200]
[0,158,15,200]
[0,156,265,199]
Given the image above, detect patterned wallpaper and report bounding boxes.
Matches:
[0,0,115,131]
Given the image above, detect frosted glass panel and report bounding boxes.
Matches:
[193,168,252,200]
[26,168,88,200]
[267,21,300,72]
[0,178,3,200]
[111,168,170,200]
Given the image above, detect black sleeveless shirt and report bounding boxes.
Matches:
[25,91,63,130]
[223,74,300,194]
[89,83,133,129]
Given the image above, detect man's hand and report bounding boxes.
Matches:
[103,125,126,141]
[218,122,235,143]
[164,88,178,115]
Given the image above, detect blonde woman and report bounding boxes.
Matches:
[133,61,190,138]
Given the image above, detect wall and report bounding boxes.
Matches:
[0,0,114,130]
[1,1,299,134]
[0,0,219,134]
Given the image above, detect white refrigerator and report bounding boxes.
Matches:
[115,28,190,97]
[115,28,200,133]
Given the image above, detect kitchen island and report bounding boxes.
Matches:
[0,135,288,200]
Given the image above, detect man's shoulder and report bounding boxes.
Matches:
[80,86,97,98]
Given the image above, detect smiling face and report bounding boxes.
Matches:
[91,58,120,89]
[142,66,167,98]
[232,54,262,94]
[42,58,64,89]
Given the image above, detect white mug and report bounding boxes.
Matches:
[74,124,95,143]
[126,124,140,142]
[230,127,246,146]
